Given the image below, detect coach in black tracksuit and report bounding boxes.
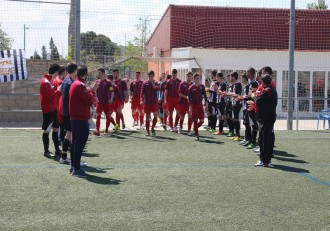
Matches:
[255,75,278,166]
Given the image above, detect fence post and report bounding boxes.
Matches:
[296,98,299,130]
[75,0,81,65]
[287,0,295,130]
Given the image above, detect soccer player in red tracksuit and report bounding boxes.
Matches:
[113,69,128,129]
[130,71,144,129]
[160,74,172,130]
[140,71,159,137]
[94,68,116,136]
[53,65,67,144]
[69,66,99,177]
[188,73,208,141]
[39,64,62,157]
[164,69,181,132]
[177,72,193,134]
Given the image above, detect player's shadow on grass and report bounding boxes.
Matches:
[198,139,224,145]
[82,153,100,158]
[107,134,127,140]
[83,167,123,185]
[153,135,176,141]
[274,156,309,164]
[271,164,310,173]
[128,135,165,142]
[85,175,123,185]
[84,166,113,174]
[274,150,297,158]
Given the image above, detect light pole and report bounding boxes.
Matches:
[23,24,29,51]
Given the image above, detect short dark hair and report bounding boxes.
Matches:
[241,73,248,82]
[172,69,177,74]
[77,66,88,78]
[247,67,256,75]
[67,62,78,74]
[261,74,272,85]
[58,65,66,75]
[107,74,113,80]
[262,66,273,75]
[216,72,223,78]
[112,69,119,73]
[98,68,105,74]
[148,70,155,76]
[211,70,217,76]
[187,72,193,76]
[136,71,141,74]
[251,81,259,88]
[230,71,238,80]
[193,73,200,79]
[166,75,172,79]
[49,64,60,75]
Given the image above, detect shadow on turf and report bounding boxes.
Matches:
[198,139,224,145]
[274,150,297,158]
[82,153,100,158]
[274,156,309,164]
[273,150,309,164]
[271,164,310,173]
[83,166,123,185]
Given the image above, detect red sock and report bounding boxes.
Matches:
[115,112,120,125]
[179,118,184,129]
[188,118,192,132]
[163,113,167,125]
[193,119,198,136]
[132,113,137,121]
[96,115,101,131]
[105,116,111,132]
[140,115,144,125]
[174,114,180,127]
[152,118,157,129]
[146,119,150,132]
[169,114,173,128]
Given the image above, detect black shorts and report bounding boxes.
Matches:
[42,110,59,130]
[63,116,72,132]
[243,109,250,124]
[232,103,242,120]
[217,102,226,116]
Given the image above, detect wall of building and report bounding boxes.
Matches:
[0,60,67,124]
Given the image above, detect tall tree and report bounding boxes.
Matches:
[307,0,328,9]
[124,41,147,72]
[0,23,12,50]
[49,37,60,60]
[41,45,47,59]
[80,31,121,64]
[33,50,41,59]
[133,17,152,57]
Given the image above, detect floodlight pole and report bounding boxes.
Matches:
[75,0,81,65]
[23,24,29,51]
[287,0,296,130]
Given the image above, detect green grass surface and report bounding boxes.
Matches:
[0,129,329,230]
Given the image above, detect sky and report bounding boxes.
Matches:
[0,0,327,58]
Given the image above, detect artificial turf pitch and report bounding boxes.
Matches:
[0,129,329,230]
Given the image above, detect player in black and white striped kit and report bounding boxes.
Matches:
[214,72,227,135]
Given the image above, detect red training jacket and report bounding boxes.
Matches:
[39,74,60,113]
[69,77,94,120]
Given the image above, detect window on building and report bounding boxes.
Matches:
[282,71,295,112]
[297,71,310,112]
[312,71,325,112]
[271,71,277,87]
